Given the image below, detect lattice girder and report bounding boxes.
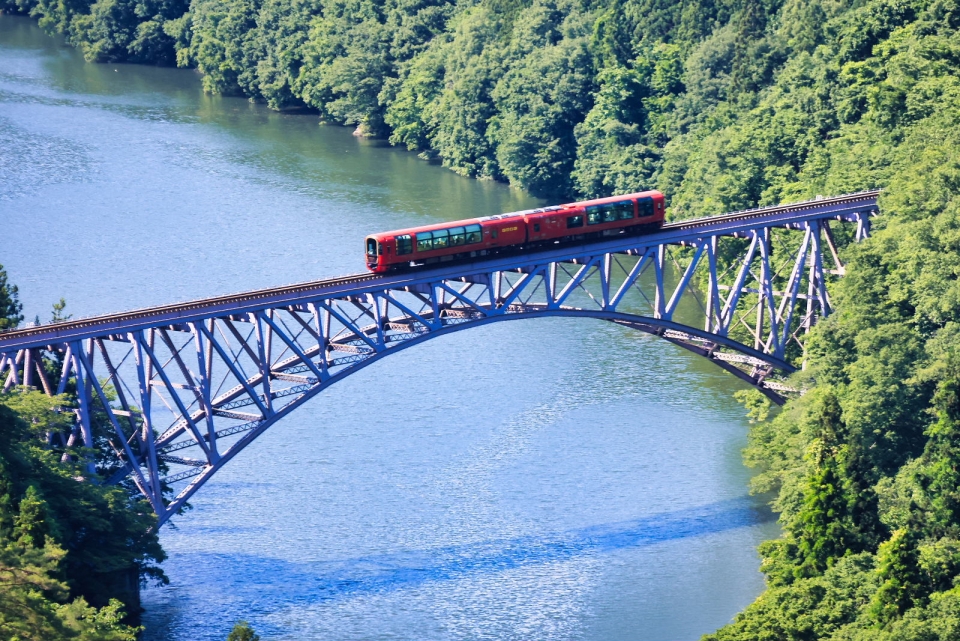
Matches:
[0,192,878,524]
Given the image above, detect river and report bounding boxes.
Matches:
[0,14,778,641]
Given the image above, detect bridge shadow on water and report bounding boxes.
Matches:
[154,497,776,618]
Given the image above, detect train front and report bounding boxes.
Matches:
[365,235,386,273]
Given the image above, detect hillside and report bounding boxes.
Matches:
[2,0,954,206]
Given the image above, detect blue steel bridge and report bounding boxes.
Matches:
[0,191,878,525]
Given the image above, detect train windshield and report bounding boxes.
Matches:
[366,238,378,257]
[638,197,655,217]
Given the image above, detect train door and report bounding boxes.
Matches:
[365,237,380,270]
[546,216,560,237]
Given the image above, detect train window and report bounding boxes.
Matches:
[587,207,602,225]
[566,214,583,228]
[465,224,482,244]
[432,229,449,249]
[366,238,378,257]
[533,223,541,232]
[602,205,618,223]
[417,233,433,252]
[449,226,466,246]
[638,197,655,217]
[396,235,413,255]
[615,201,634,220]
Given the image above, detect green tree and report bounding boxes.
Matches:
[0,540,140,640]
[227,621,261,641]
[911,376,960,535]
[295,0,392,134]
[869,528,926,624]
[572,64,655,197]
[188,0,262,94]
[0,264,23,331]
[51,298,71,323]
[792,460,856,576]
[416,4,505,178]
[0,401,148,640]
[0,396,166,613]
[489,33,595,196]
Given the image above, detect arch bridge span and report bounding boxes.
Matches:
[0,191,879,525]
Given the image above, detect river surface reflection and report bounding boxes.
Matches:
[0,14,778,640]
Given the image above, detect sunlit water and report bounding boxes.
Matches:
[0,15,778,640]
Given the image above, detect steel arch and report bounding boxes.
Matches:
[130,309,796,525]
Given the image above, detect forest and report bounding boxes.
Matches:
[0,268,166,640]
[3,0,955,208]
[4,0,960,636]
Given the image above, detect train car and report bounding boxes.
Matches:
[365,190,665,273]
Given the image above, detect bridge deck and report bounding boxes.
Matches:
[0,190,879,351]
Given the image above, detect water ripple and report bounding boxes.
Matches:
[144,498,773,638]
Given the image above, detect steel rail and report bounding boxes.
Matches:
[0,190,879,351]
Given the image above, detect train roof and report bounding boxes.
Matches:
[571,189,662,207]
[367,217,486,239]
[366,190,662,239]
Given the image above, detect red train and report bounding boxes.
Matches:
[364,190,666,273]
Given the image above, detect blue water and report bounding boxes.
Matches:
[0,14,778,641]
[149,498,771,639]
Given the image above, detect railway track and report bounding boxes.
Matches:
[0,189,880,348]
[0,272,383,339]
[661,189,880,230]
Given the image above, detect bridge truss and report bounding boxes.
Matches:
[0,191,878,525]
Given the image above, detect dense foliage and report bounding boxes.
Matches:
[8,0,960,635]
[1,0,954,205]
[0,266,23,332]
[0,269,164,640]
[706,183,960,640]
[226,621,260,641]
[699,10,960,628]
